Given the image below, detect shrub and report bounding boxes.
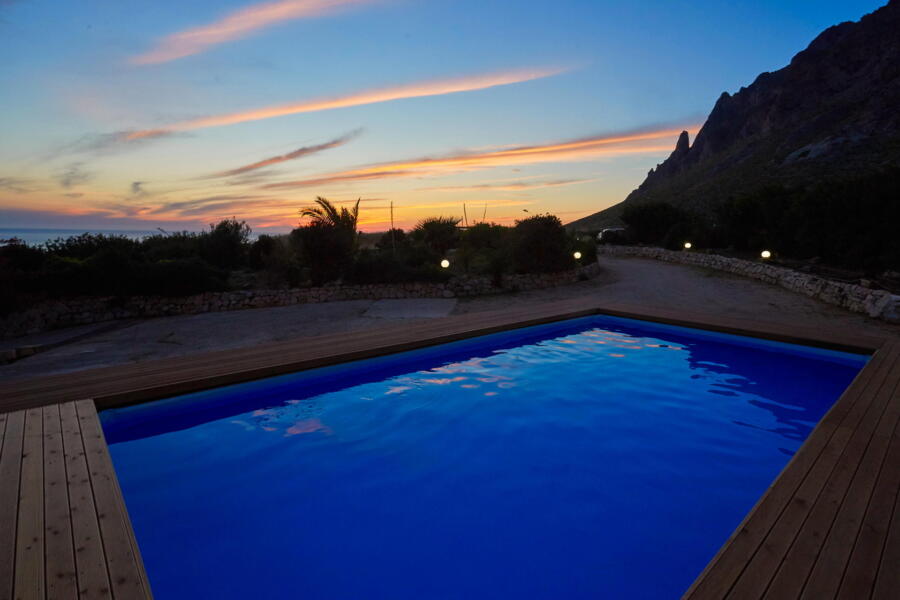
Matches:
[251,236,303,287]
[347,249,450,284]
[200,218,251,269]
[375,229,408,253]
[572,235,598,265]
[248,234,278,270]
[621,202,692,244]
[458,223,511,278]
[43,233,140,260]
[291,222,357,285]
[140,258,228,296]
[411,217,460,258]
[511,214,573,273]
[141,231,203,262]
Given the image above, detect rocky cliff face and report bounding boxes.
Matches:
[570,0,900,230]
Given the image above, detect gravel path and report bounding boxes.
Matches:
[3,256,896,381]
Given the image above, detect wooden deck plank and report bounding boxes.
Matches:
[42,404,78,600]
[835,378,900,600]
[723,342,899,598]
[759,342,900,598]
[13,408,44,600]
[872,458,900,599]
[60,401,112,600]
[0,410,25,600]
[76,400,151,600]
[683,341,897,599]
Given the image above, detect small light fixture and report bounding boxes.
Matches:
[760,250,772,259]
[440,259,450,268]
[683,242,692,249]
[573,251,582,260]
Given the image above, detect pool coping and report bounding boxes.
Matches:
[1,297,898,599]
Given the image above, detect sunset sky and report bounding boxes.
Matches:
[0,0,883,233]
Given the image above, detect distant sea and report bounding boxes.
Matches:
[0,228,162,246]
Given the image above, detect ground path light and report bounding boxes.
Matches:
[573,251,582,260]
[440,259,450,268]
[761,250,772,259]
[684,242,692,249]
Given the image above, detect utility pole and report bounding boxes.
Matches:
[390,200,396,255]
[463,203,469,228]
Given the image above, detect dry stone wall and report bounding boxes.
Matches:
[1,263,602,338]
[598,245,900,324]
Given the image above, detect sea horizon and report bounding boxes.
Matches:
[0,227,167,246]
[0,226,296,246]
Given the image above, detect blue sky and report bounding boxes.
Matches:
[0,0,885,231]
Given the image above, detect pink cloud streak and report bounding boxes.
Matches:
[125,67,569,139]
[131,0,376,65]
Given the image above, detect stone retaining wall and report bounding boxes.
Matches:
[598,245,900,324]
[1,262,602,338]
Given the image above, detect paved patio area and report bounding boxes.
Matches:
[2,256,896,381]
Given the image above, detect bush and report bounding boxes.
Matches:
[458,223,511,278]
[43,233,140,261]
[411,217,460,258]
[572,236,598,265]
[621,202,692,244]
[715,173,900,273]
[248,235,278,270]
[511,214,573,273]
[250,235,303,287]
[291,223,357,285]
[375,229,408,253]
[200,218,251,269]
[141,231,202,262]
[347,249,450,284]
[140,258,228,296]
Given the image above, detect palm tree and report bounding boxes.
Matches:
[412,216,461,256]
[300,196,360,231]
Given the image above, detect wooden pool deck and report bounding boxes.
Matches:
[0,298,897,599]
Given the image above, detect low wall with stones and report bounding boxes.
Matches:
[1,262,602,339]
[598,245,900,324]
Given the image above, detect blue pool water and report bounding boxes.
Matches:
[101,316,867,599]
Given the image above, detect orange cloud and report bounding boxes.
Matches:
[260,127,693,190]
[125,67,568,139]
[211,129,361,178]
[131,0,376,65]
[420,178,597,193]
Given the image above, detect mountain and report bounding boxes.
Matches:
[569,0,900,231]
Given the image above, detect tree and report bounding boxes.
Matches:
[621,202,690,245]
[294,197,362,284]
[511,214,573,273]
[411,216,460,257]
[201,218,251,269]
[300,197,360,232]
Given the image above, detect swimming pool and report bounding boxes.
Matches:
[101,315,867,599]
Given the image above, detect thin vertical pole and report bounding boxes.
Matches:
[390,201,396,255]
[463,203,469,228]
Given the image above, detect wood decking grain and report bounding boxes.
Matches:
[0,299,896,599]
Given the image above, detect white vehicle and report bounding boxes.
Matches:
[597,227,626,243]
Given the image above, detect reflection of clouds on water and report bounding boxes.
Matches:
[386,386,412,395]
[421,376,468,385]
[286,418,331,436]
[231,399,332,437]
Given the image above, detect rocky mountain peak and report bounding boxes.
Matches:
[569,0,900,231]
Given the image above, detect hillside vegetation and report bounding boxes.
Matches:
[0,202,595,315]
